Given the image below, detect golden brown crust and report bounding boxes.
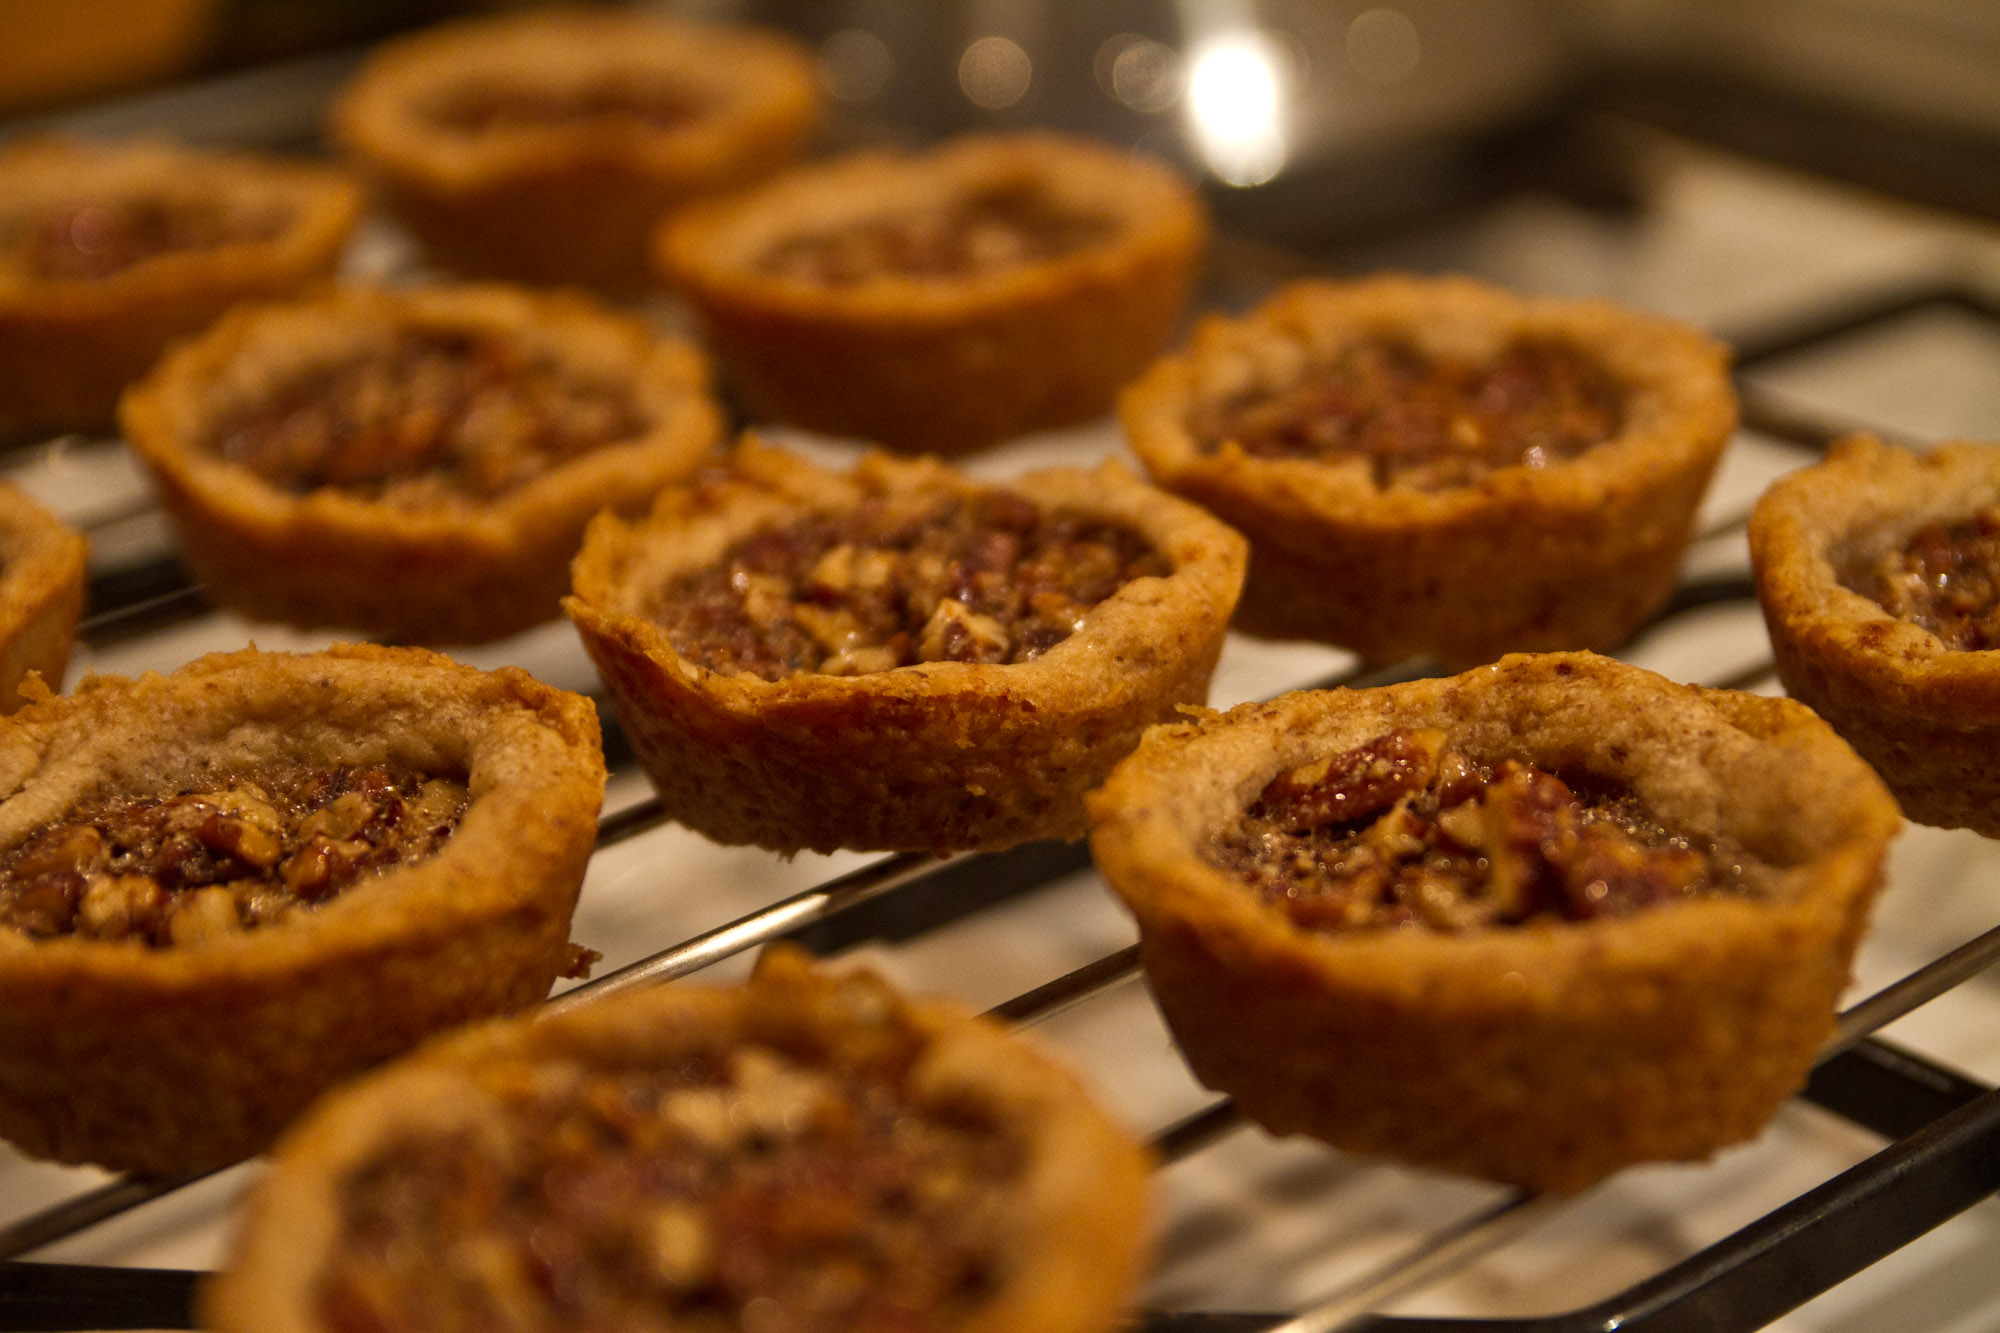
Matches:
[1120,275,1738,666]
[0,485,86,711]
[1749,434,2000,833]
[0,137,360,438]
[204,946,1151,1333]
[330,9,819,292]
[1087,651,1898,1193]
[567,439,1246,854]
[657,133,1209,454]
[119,283,724,644]
[0,644,605,1173]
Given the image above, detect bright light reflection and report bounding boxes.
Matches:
[959,35,1032,111]
[1184,32,1286,187]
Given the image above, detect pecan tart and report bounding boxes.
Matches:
[1120,275,1738,666]
[206,946,1151,1333]
[1750,435,2000,834]
[119,283,723,644]
[0,136,359,438]
[567,440,1246,854]
[0,645,605,1173]
[1088,652,1897,1193]
[657,132,1208,454]
[330,9,818,292]
[0,484,87,710]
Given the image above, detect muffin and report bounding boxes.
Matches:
[0,645,604,1173]
[331,8,818,292]
[1089,652,1898,1192]
[567,440,1246,854]
[658,132,1208,454]
[1750,434,2000,834]
[119,282,723,644]
[205,946,1151,1333]
[0,136,359,438]
[1120,274,1738,666]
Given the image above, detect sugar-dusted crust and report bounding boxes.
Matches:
[330,9,818,292]
[568,440,1246,853]
[1088,652,1898,1193]
[0,485,86,710]
[1749,435,2000,833]
[120,283,723,644]
[0,645,605,1173]
[1120,275,1738,666]
[657,133,1208,454]
[0,136,359,438]
[205,946,1151,1333]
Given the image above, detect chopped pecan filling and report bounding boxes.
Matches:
[1193,337,1625,490]
[3,196,286,282]
[317,1029,1025,1333]
[424,77,705,135]
[1850,506,2000,651]
[651,491,1170,679]
[0,768,469,946]
[756,185,1115,285]
[210,333,646,504]
[1211,728,1748,932]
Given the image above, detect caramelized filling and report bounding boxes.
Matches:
[756,185,1115,285]
[1211,728,1748,932]
[1193,337,1625,490]
[210,333,646,504]
[3,196,286,282]
[317,1013,1024,1333]
[424,78,705,134]
[1849,506,2000,651]
[0,768,469,946]
[650,491,1170,680]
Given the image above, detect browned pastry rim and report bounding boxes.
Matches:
[0,484,86,711]
[0,136,359,437]
[330,8,818,291]
[1749,434,2000,833]
[120,282,723,644]
[1119,274,1738,666]
[204,946,1151,1333]
[656,132,1208,454]
[567,439,1246,854]
[1087,651,1898,1193]
[0,644,605,1174]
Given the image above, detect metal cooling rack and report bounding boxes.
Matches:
[3,39,2000,1325]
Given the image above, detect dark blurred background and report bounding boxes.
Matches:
[4,0,1995,242]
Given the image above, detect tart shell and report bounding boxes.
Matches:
[205,946,1151,1333]
[1087,652,1898,1193]
[1120,275,1738,666]
[567,441,1246,854]
[0,137,360,439]
[1749,434,2000,834]
[330,10,818,292]
[119,283,723,645]
[0,644,605,1174]
[657,133,1208,454]
[0,484,87,710]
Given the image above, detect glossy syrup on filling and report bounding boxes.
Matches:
[1210,728,1750,932]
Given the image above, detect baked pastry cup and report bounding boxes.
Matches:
[567,440,1246,854]
[119,282,724,645]
[1088,651,1898,1193]
[0,136,360,439]
[0,484,87,710]
[1120,274,1738,667]
[330,9,818,292]
[657,132,1209,454]
[0,644,605,1174]
[206,946,1150,1333]
[1749,434,2000,834]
